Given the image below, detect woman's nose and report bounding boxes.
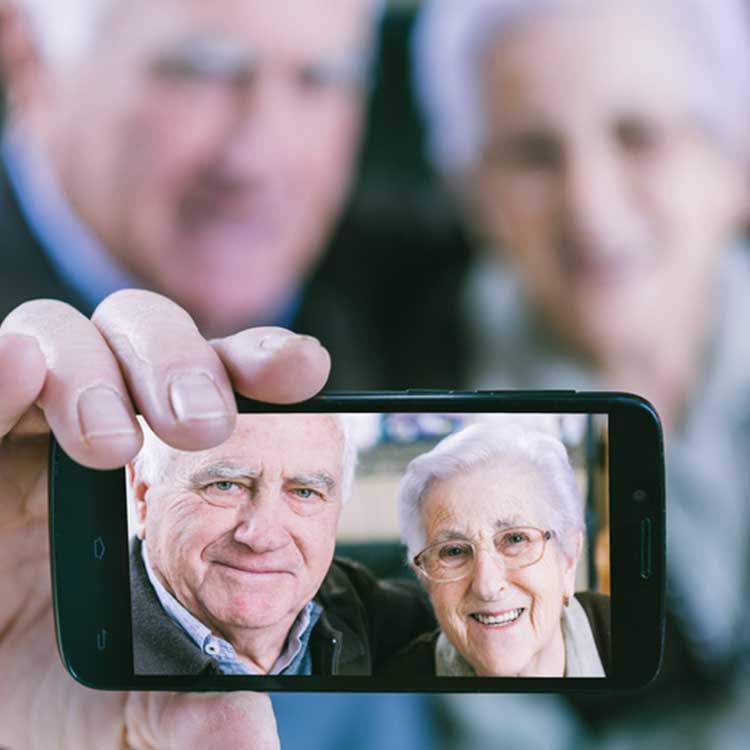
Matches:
[469,546,509,600]
[556,144,634,259]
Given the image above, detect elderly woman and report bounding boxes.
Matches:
[409,0,748,740]
[387,422,609,678]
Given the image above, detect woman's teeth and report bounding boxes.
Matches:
[472,608,524,625]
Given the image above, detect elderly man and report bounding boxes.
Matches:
[412,0,749,746]
[0,1,442,748]
[128,412,430,676]
[0,0,380,379]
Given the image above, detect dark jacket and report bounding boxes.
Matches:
[0,158,90,316]
[130,538,436,676]
[378,591,612,677]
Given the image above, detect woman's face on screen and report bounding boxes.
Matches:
[419,462,579,676]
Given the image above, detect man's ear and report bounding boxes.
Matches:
[127,461,150,541]
[0,2,45,114]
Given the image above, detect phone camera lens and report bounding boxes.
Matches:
[633,489,648,503]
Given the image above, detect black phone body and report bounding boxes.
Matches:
[50,390,664,693]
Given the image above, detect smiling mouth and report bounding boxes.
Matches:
[471,608,525,626]
[215,562,289,576]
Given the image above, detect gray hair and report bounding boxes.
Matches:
[15,0,386,69]
[132,413,358,505]
[413,0,750,178]
[397,422,585,561]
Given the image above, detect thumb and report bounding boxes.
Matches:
[125,692,280,750]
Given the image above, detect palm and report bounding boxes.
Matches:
[0,410,133,750]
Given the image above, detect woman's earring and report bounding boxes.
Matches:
[563,594,570,608]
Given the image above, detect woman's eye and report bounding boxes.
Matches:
[438,544,471,560]
[504,532,529,545]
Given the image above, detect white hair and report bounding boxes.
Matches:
[14,0,115,67]
[397,422,585,562]
[131,413,358,505]
[413,0,750,178]
[15,0,386,69]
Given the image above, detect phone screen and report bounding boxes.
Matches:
[125,411,611,680]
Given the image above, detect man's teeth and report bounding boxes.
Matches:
[472,608,524,625]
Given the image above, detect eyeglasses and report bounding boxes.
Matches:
[413,527,553,583]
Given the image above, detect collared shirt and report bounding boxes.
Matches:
[1,128,302,326]
[463,246,750,667]
[142,544,322,675]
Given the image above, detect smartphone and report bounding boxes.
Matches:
[50,390,664,692]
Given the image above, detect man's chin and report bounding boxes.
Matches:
[211,595,297,630]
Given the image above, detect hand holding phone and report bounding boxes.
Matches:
[0,290,327,750]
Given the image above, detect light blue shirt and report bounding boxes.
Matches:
[2,129,140,314]
[142,544,322,675]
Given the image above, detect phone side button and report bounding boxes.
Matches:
[96,628,109,652]
[640,518,653,580]
[93,536,107,561]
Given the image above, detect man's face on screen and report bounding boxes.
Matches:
[134,414,344,638]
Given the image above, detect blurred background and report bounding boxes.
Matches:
[1,0,747,748]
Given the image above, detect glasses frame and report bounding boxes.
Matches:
[413,526,554,583]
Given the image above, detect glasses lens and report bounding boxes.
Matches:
[423,541,473,579]
[495,527,544,567]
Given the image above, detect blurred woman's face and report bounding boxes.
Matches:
[419,462,579,676]
[471,4,746,364]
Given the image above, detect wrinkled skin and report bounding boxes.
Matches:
[0,289,331,750]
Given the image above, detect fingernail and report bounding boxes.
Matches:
[78,386,138,441]
[258,333,295,352]
[297,335,321,346]
[169,372,231,423]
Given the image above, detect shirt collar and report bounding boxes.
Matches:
[141,542,321,675]
[2,127,141,314]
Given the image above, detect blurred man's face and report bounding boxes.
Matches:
[38,0,369,334]
[472,5,745,362]
[136,414,344,655]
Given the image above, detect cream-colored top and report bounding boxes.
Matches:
[435,596,605,677]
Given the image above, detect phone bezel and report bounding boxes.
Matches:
[49,389,665,692]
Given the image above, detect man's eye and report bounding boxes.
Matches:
[489,134,562,170]
[291,488,320,500]
[213,481,239,492]
[615,119,664,156]
[201,481,248,507]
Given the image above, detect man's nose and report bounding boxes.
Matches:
[219,75,300,175]
[232,493,290,553]
[469,546,509,601]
